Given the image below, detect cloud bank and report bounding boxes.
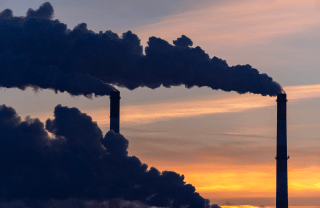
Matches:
[0,2,282,96]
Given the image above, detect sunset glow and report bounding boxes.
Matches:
[20,83,320,126]
[15,83,319,205]
[71,84,320,126]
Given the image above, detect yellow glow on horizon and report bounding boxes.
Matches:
[182,166,275,198]
[289,166,320,193]
[143,163,320,198]
[189,165,320,198]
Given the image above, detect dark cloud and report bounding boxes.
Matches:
[0,198,150,208]
[0,9,13,19]
[0,104,220,208]
[26,2,54,20]
[173,35,193,48]
[0,51,116,97]
[210,204,221,208]
[0,2,282,96]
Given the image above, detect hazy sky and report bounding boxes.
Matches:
[1,0,320,207]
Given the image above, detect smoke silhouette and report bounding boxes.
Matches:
[0,2,283,96]
[0,51,116,97]
[0,198,150,208]
[0,2,278,207]
[0,104,213,208]
[0,199,222,208]
[0,199,223,208]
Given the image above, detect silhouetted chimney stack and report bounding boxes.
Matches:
[110,91,120,133]
[109,92,121,208]
[276,93,288,208]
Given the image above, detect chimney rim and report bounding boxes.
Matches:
[110,91,121,99]
[276,93,287,102]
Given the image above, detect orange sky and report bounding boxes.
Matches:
[75,84,320,126]
[119,84,320,204]
[21,84,320,205]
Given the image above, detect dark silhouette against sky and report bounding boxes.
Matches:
[0,104,218,208]
[0,51,117,97]
[0,2,289,208]
[0,2,282,97]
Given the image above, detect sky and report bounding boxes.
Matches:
[0,0,320,207]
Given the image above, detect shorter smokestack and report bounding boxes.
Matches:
[110,91,120,133]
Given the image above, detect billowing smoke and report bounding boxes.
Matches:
[0,104,215,208]
[0,2,283,96]
[0,51,116,97]
[0,199,151,208]
[0,199,222,208]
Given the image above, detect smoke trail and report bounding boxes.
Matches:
[0,199,221,208]
[0,51,116,97]
[0,104,217,208]
[0,2,283,96]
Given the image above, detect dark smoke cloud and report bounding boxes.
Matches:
[209,204,221,208]
[0,2,116,97]
[0,198,149,208]
[0,2,282,96]
[0,199,221,208]
[0,51,116,97]
[26,2,54,19]
[0,104,218,208]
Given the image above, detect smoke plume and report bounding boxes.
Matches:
[0,199,221,208]
[0,51,116,97]
[0,104,214,208]
[0,2,282,96]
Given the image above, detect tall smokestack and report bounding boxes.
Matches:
[276,94,288,208]
[110,91,120,133]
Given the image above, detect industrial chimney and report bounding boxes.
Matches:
[276,94,288,208]
[110,91,120,133]
[109,91,121,208]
